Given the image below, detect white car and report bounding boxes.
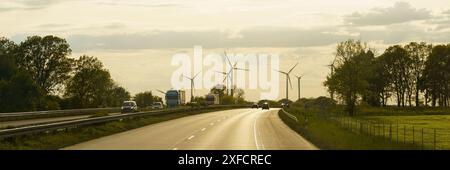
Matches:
[121,101,138,113]
[152,102,164,109]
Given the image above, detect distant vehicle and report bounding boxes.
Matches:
[251,103,259,109]
[187,101,200,108]
[121,101,138,113]
[151,102,164,109]
[205,94,220,105]
[165,90,186,108]
[281,102,290,108]
[261,102,270,110]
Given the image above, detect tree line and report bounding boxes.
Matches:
[324,39,450,116]
[0,35,160,113]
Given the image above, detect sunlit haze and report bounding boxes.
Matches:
[2,0,449,101]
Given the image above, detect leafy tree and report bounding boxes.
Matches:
[380,45,412,107]
[423,44,450,107]
[106,85,130,107]
[65,55,122,108]
[365,56,391,106]
[15,35,73,94]
[404,42,432,107]
[134,91,156,108]
[234,88,246,104]
[0,38,42,112]
[324,39,373,116]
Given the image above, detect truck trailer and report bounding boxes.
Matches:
[165,90,186,108]
[205,94,220,105]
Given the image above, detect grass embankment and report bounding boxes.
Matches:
[279,106,417,150]
[0,107,236,150]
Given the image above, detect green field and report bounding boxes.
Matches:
[280,107,416,150]
[351,114,450,149]
[280,104,450,150]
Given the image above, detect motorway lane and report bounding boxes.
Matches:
[64,108,317,150]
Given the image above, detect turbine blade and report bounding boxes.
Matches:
[288,62,299,73]
[193,71,201,79]
[182,75,191,79]
[224,51,232,67]
[156,89,166,94]
[274,69,285,74]
[214,71,227,75]
[235,68,249,71]
[288,75,293,89]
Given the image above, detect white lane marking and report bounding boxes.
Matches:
[253,114,261,150]
[210,122,214,126]
[201,128,206,131]
[217,119,221,122]
[188,135,195,140]
[172,148,178,150]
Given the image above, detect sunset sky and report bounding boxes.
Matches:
[1,0,449,101]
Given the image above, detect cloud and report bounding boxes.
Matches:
[96,1,183,8]
[0,0,66,12]
[59,23,450,53]
[349,23,450,45]
[65,27,355,52]
[343,2,432,26]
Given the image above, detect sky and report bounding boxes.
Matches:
[1,0,449,101]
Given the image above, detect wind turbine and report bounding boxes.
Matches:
[324,57,337,100]
[295,73,305,101]
[214,71,229,95]
[223,51,249,96]
[275,62,298,101]
[183,72,201,103]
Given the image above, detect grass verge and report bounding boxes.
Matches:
[279,107,417,150]
[0,107,237,150]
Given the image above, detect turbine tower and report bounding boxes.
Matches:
[223,51,249,96]
[275,62,298,101]
[183,72,201,102]
[215,71,229,95]
[325,57,336,100]
[295,73,305,101]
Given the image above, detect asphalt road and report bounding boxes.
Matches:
[64,108,317,150]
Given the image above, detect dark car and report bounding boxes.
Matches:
[261,102,270,110]
[251,103,259,109]
[121,101,138,113]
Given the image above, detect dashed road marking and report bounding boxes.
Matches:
[188,135,195,140]
[201,128,206,131]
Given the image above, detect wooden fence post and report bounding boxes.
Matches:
[389,123,392,141]
[404,125,406,144]
[421,128,424,150]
